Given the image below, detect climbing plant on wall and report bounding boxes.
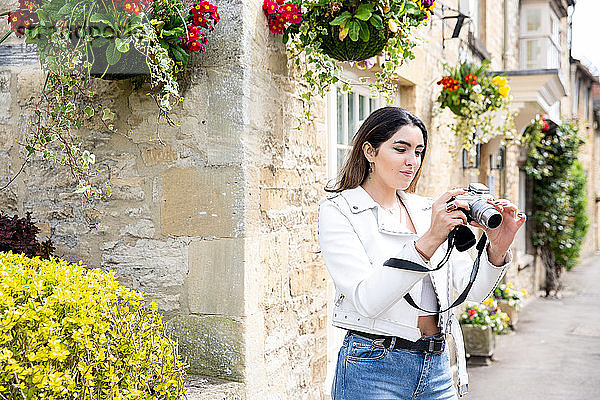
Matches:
[522,116,588,295]
[1,0,219,198]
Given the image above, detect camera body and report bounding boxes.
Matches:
[454,183,502,229]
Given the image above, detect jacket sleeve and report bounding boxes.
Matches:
[318,200,430,318]
[451,240,512,303]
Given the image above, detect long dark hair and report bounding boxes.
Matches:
[325,106,428,193]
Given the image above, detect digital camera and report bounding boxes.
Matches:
[454,183,502,229]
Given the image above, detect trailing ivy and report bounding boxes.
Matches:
[522,116,588,294]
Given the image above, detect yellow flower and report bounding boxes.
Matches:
[492,76,507,87]
[499,85,510,98]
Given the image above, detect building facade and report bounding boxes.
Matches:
[0,0,597,398]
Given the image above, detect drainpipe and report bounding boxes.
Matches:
[503,0,508,70]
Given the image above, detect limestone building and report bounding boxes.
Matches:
[0,0,597,398]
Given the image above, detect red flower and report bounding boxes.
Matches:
[19,0,40,12]
[188,0,219,33]
[288,13,302,24]
[263,0,278,15]
[280,2,298,15]
[8,9,38,37]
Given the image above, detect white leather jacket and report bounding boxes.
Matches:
[318,186,511,395]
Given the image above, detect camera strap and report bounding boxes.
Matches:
[382,231,488,314]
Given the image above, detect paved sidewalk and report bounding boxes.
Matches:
[465,253,600,400]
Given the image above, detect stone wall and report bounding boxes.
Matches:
[0,0,596,398]
[0,0,250,384]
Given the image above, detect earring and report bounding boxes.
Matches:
[368,162,374,174]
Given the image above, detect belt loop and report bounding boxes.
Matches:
[388,336,396,351]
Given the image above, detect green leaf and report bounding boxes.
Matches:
[105,42,121,65]
[358,20,370,41]
[83,106,94,117]
[330,11,352,26]
[404,1,420,15]
[102,108,115,121]
[354,4,373,21]
[369,14,384,29]
[57,3,72,15]
[90,13,113,26]
[115,37,130,53]
[348,20,361,42]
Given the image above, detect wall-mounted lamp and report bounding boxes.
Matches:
[441,5,468,49]
[490,146,506,171]
[462,144,481,169]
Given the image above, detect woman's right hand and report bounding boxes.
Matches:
[414,188,470,261]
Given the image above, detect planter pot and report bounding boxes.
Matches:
[460,324,495,357]
[498,301,519,328]
[89,43,150,80]
[319,21,388,62]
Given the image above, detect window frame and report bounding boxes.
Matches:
[326,85,387,181]
[519,3,561,70]
[323,81,388,395]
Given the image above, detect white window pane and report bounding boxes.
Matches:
[526,39,543,69]
[337,89,344,145]
[369,98,376,113]
[337,148,347,172]
[526,9,541,32]
[347,92,355,144]
[359,95,366,122]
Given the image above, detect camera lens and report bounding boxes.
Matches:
[486,213,502,229]
[470,198,503,229]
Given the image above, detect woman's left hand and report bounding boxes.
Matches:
[470,199,527,266]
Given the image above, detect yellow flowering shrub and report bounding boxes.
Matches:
[0,252,187,399]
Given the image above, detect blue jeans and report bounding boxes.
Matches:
[332,331,458,400]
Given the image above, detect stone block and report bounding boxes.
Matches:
[260,188,288,210]
[141,144,177,166]
[165,315,244,381]
[161,166,244,237]
[0,71,9,93]
[289,265,327,298]
[15,68,44,106]
[186,238,244,316]
[0,92,10,125]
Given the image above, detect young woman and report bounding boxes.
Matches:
[318,107,526,399]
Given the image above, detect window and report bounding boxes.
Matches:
[519,4,561,70]
[584,85,591,120]
[324,84,386,395]
[526,8,542,33]
[327,87,385,178]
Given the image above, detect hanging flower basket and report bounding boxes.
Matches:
[263,0,435,111]
[1,0,220,198]
[318,15,388,62]
[435,61,516,151]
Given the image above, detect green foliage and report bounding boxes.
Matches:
[523,117,588,271]
[0,252,187,399]
[283,0,434,118]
